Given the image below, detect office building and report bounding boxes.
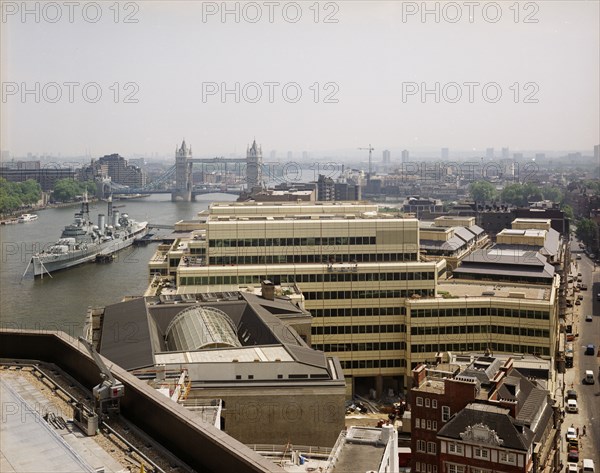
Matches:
[147,202,445,396]
[383,149,391,164]
[402,149,410,163]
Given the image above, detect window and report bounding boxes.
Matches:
[442,406,451,421]
[415,418,420,429]
[425,398,431,407]
[427,442,437,454]
[433,421,437,430]
[427,464,432,473]
[474,447,489,460]
[433,467,437,473]
[448,443,464,455]
[432,399,437,408]
[417,440,426,453]
[448,464,465,473]
[499,451,517,465]
[415,462,421,472]
[426,419,432,430]
[417,397,423,406]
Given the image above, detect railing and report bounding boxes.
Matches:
[324,430,347,473]
[247,444,333,457]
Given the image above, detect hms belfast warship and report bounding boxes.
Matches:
[30,194,148,277]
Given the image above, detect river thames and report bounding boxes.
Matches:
[0,193,237,336]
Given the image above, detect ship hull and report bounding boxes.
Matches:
[32,224,147,277]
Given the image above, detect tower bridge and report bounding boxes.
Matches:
[171,139,263,201]
[99,140,263,201]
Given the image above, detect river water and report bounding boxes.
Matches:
[0,193,237,336]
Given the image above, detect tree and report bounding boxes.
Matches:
[562,204,574,221]
[469,181,496,204]
[0,178,41,213]
[576,218,598,248]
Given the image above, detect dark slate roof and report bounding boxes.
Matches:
[469,225,485,236]
[99,297,154,371]
[453,227,476,243]
[420,236,465,251]
[437,403,532,451]
[496,370,547,426]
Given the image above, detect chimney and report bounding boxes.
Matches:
[412,364,427,388]
[261,280,275,301]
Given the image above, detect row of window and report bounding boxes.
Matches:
[414,463,437,473]
[311,324,406,335]
[208,253,419,265]
[411,325,550,338]
[304,289,435,300]
[416,440,437,454]
[410,308,550,320]
[415,397,438,408]
[312,341,406,353]
[411,342,550,357]
[209,236,382,248]
[339,358,406,370]
[446,444,517,465]
[310,307,406,317]
[414,418,438,431]
[179,271,433,286]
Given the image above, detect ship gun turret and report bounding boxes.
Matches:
[78,336,124,419]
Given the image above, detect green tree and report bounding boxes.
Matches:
[0,178,42,213]
[469,180,496,204]
[576,218,598,247]
[562,204,574,221]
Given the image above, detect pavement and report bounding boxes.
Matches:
[557,253,600,469]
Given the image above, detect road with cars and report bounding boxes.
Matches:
[563,238,600,467]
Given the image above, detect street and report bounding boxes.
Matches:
[563,240,600,465]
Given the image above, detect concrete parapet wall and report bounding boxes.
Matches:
[0,329,284,473]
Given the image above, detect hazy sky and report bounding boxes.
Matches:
[2,1,599,158]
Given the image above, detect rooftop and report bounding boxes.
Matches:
[418,281,552,302]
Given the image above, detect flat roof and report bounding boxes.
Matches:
[1,376,100,473]
[427,281,552,302]
[155,346,294,364]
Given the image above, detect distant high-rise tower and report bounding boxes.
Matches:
[401,150,409,163]
[246,140,263,190]
[594,145,599,162]
[382,149,391,164]
[270,150,277,160]
[501,147,510,160]
[441,148,449,160]
[486,148,494,160]
[173,139,192,201]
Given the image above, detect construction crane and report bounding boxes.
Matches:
[358,144,374,179]
[78,336,124,418]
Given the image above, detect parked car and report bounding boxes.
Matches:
[568,450,580,463]
[568,463,579,473]
[581,283,587,290]
[586,315,593,322]
[567,399,578,413]
[566,389,578,400]
[576,255,582,260]
[566,426,577,440]
[584,370,595,384]
[583,458,596,473]
[585,344,595,356]
[578,295,584,300]
[575,300,581,305]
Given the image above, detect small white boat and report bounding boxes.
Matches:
[18,214,39,222]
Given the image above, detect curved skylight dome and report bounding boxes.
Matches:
[165,306,241,351]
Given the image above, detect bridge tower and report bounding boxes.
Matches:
[246,139,263,191]
[172,139,193,201]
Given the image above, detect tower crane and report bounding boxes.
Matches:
[358,145,375,179]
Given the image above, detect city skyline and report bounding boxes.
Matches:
[2,2,599,156]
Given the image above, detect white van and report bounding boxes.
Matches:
[584,370,595,384]
[583,459,595,473]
